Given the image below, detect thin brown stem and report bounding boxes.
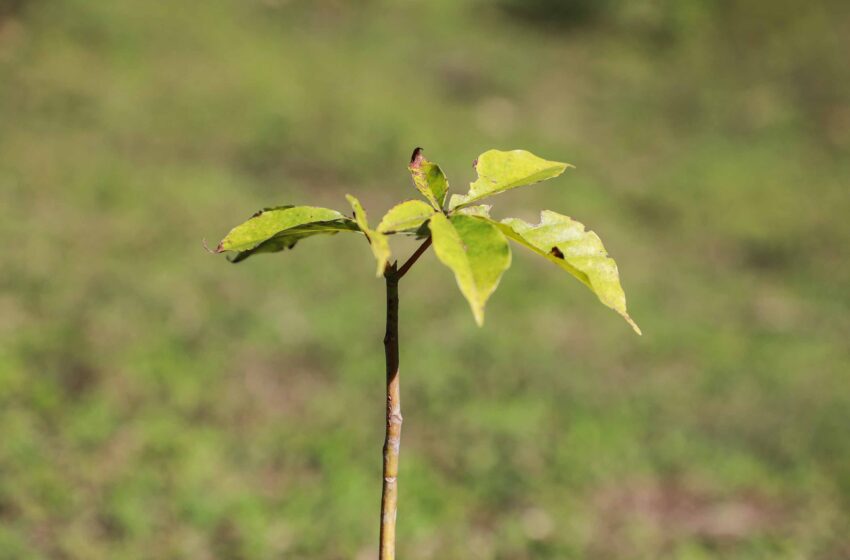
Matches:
[377,234,430,557]
[379,266,402,560]
[396,237,432,279]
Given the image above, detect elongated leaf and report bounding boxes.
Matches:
[498,211,641,334]
[228,221,360,263]
[216,205,359,263]
[377,200,436,234]
[347,194,391,277]
[409,148,449,210]
[429,214,511,326]
[449,149,572,210]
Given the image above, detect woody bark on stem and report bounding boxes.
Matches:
[379,264,402,560]
[378,236,431,560]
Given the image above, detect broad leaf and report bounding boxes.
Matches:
[216,205,359,263]
[429,214,511,326]
[409,148,449,210]
[377,200,436,234]
[347,194,391,277]
[449,149,572,210]
[498,211,641,334]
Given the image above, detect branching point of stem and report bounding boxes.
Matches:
[396,237,432,280]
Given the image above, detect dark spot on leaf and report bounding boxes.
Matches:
[472,158,478,169]
[549,246,565,259]
[410,147,425,168]
[251,206,286,218]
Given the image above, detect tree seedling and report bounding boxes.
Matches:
[213,147,640,559]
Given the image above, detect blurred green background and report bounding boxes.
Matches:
[1,0,849,558]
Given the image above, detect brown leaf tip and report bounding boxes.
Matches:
[203,238,224,254]
[410,147,425,168]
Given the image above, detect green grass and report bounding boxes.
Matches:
[1,0,849,558]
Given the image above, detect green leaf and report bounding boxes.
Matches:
[429,214,511,326]
[449,149,572,210]
[227,221,360,263]
[377,200,436,234]
[498,211,641,334]
[216,205,359,263]
[455,204,492,218]
[409,148,449,210]
[347,194,391,277]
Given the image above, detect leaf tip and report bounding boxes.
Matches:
[202,238,220,254]
[552,162,574,177]
[472,307,485,327]
[625,315,642,336]
[410,147,425,168]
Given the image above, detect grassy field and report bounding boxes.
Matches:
[1,1,849,558]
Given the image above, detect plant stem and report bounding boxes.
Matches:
[379,265,402,560]
[396,237,432,279]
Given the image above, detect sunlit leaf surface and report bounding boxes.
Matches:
[455,204,493,218]
[499,211,641,334]
[377,200,436,234]
[409,149,449,209]
[429,214,511,326]
[216,205,359,263]
[449,149,571,210]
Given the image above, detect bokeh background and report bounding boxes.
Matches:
[1,0,849,558]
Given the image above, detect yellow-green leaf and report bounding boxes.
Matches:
[499,211,641,334]
[347,194,391,277]
[429,214,511,326]
[409,148,449,210]
[216,205,359,263]
[455,204,492,218]
[377,200,436,234]
[449,149,572,210]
